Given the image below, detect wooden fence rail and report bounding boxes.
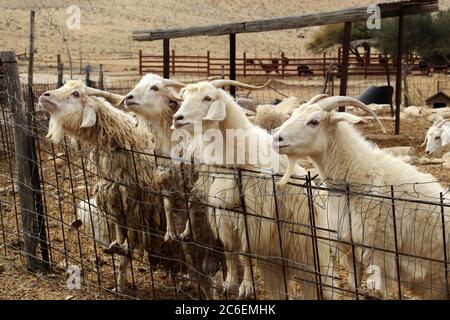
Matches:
[138,49,442,78]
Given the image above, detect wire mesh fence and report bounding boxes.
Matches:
[1,55,450,300]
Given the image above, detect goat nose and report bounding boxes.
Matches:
[277,136,284,142]
[43,92,51,97]
[126,95,134,100]
[174,115,184,121]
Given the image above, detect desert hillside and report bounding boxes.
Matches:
[1,0,401,61]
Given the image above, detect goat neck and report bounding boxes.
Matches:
[310,122,380,187]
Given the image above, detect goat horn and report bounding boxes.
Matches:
[304,94,329,106]
[436,119,450,128]
[164,79,187,88]
[317,96,387,133]
[210,79,271,90]
[421,136,428,147]
[85,87,125,107]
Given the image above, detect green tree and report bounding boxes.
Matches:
[308,10,450,65]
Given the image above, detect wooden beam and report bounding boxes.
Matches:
[132,1,438,41]
[339,22,352,112]
[229,33,236,97]
[163,38,170,78]
[395,14,404,135]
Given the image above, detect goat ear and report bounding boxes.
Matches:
[80,105,97,128]
[203,99,226,121]
[330,112,367,125]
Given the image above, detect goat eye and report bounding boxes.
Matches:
[71,91,80,98]
[150,86,159,91]
[435,136,441,140]
[307,119,320,126]
[203,96,212,102]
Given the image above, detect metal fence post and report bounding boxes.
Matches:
[390,185,402,299]
[236,168,257,299]
[440,192,449,300]
[270,171,289,299]
[345,184,359,299]
[306,172,323,299]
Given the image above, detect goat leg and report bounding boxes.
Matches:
[104,239,131,257]
[179,218,191,241]
[163,196,178,242]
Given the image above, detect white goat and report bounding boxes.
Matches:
[255,95,328,131]
[423,115,450,155]
[39,80,176,294]
[172,80,335,299]
[273,96,450,299]
[124,73,226,298]
[124,74,187,241]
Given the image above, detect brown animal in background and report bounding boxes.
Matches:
[260,59,280,74]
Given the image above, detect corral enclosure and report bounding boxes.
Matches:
[0,0,450,301]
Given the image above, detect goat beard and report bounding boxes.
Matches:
[278,156,297,185]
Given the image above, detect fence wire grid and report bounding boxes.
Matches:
[1,73,450,300]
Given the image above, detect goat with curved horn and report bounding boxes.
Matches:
[210,79,272,90]
[436,119,450,128]
[317,96,387,133]
[164,79,187,88]
[304,94,329,106]
[85,87,125,108]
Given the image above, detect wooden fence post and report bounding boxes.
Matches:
[85,66,91,87]
[171,49,175,75]
[98,64,104,90]
[57,54,63,88]
[339,21,352,112]
[1,51,49,271]
[79,49,83,75]
[229,33,236,97]
[322,52,327,78]
[395,14,404,135]
[206,51,210,77]
[243,52,246,77]
[139,49,143,75]
[163,39,170,79]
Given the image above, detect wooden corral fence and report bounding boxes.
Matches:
[138,49,439,78]
[133,0,440,134]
